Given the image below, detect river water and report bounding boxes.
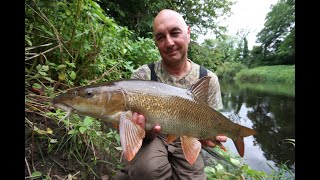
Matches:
[218,80,295,174]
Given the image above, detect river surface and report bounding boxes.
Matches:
[218,80,295,174]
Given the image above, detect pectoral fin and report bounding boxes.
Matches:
[119,111,145,161]
[180,136,201,165]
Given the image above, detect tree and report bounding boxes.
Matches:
[256,0,295,65]
[177,0,234,39]
[242,37,249,63]
[99,0,234,40]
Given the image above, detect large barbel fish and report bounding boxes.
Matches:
[52,76,256,165]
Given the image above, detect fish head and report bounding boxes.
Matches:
[52,84,126,121]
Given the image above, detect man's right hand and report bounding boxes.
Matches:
[131,112,161,141]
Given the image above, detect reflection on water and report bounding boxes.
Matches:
[219,80,295,174]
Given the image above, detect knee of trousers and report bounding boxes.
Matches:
[127,154,172,179]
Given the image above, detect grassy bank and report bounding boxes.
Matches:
[235,65,295,84]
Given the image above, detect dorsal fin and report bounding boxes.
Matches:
[189,76,211,103]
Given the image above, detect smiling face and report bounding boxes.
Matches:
[153,10,190,67]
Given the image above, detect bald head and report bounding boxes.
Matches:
[152,9,191,71]
[153,9,188,34]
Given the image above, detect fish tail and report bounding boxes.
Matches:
[239,124,257,137]
[232,125,256,157]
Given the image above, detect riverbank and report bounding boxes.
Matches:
[235,65,295,84]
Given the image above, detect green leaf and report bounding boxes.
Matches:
[26,38,32,46]
[39,71,48,76]
[66,9,71,16]
[68,129,78,135]
[69,71,76,80]
[205,166,216,174]
[42,65,49,71]
[115,146,122,151]
[58,74,66,81]
[32,83,42,89]
[44,76,54,83]
[79,48,85,58]
[66,61,76,68]
[215,164,224,171]
[50,138,58,143]
[115,134,120,144]
[57,64,67,70]
[83,117,93,127]
[79,127,87,134]
[230,158,240,166]
[31,171,42,177]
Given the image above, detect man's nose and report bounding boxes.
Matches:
[165,35,174,47]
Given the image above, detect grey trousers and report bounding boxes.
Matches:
[112,136,206,180]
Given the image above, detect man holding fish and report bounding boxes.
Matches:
[52,8,256,180]
[113,9,228,180]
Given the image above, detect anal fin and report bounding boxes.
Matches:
[180,136,201,165]
[166,134,177,144]
[119,111,145,161]
[112,122,119,130]
[210,138,227,152]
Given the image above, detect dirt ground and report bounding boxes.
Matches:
[25,112,119,180]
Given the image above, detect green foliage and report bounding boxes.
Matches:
[245,46,264,68]
[267,162,295,179]
[99,0,233,40]
[204,147,294,180]
[25,0,159,89]
[254,0,295,66]
[177,0,234,39]
[189,35,246,73]
[235,65,295,84]
[275,27,295,65]
[99,0,169,38]
[44,109,123,177]
[127,37,160,69]
[215,62,247,81]
[188,42,221,71]
[204,147,245,180]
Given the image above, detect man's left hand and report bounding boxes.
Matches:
[200,136,227,148]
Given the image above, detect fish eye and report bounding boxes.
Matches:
[85,90,94,98]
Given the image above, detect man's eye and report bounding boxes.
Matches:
[172,32,180,37]
[157,36,164,41]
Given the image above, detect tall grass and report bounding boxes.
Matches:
[235,65,295,84]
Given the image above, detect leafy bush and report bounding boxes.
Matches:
[25,0,160,90]
[215,62,247,80]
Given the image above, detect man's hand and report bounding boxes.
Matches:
[199,136,228,148]
[131,112,161,141]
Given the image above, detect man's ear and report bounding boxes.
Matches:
[187,26,191,43]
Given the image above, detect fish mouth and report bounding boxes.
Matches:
[52,102,73,112]
[52,102,75,121]
[52,102,78,114]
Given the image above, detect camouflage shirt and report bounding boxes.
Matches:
[131,59,223,110]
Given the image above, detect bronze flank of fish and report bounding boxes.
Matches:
[52,76,256,165]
